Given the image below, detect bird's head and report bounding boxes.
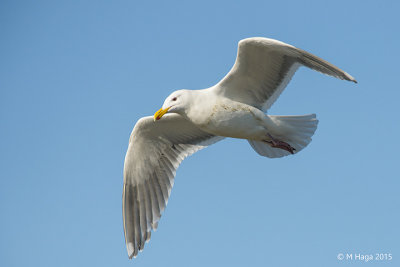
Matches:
[154,90,190,121]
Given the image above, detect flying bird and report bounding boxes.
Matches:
[123,37,356,258]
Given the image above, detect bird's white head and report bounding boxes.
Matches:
[154,89,191,121]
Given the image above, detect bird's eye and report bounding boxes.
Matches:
[172,97,177,101]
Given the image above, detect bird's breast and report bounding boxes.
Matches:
[196,102,267,140]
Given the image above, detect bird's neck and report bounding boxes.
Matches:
[181,88,217,126]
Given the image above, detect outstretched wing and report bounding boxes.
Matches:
[123,114,223,258]
[215,37,356,111]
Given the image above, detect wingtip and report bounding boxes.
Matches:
[349,75,358,84]
[344,71,357,83]
[127,242,136,259]
[349,77,357,84]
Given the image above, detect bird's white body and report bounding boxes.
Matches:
[180,88,276,140]
[122,37,357,259]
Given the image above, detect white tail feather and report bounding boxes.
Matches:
[248,114,318,158]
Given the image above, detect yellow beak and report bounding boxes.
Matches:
[154,107,170,121]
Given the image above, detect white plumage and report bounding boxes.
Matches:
[123,37,356,258]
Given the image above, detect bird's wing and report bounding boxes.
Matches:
[214,37,357,111]
[123,114,224,258]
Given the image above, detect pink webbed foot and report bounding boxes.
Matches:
[264,134,296,154]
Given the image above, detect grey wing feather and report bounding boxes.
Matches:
[215,37,356,111]
[123,114,224,259]
[295,47,357,83]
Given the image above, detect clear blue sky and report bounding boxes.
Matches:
[1,1,399,266]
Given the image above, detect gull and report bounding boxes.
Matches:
[123,37,356,258]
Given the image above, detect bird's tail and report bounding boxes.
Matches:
[248,114,318,158]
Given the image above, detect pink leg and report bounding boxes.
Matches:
[264,134,296,154]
